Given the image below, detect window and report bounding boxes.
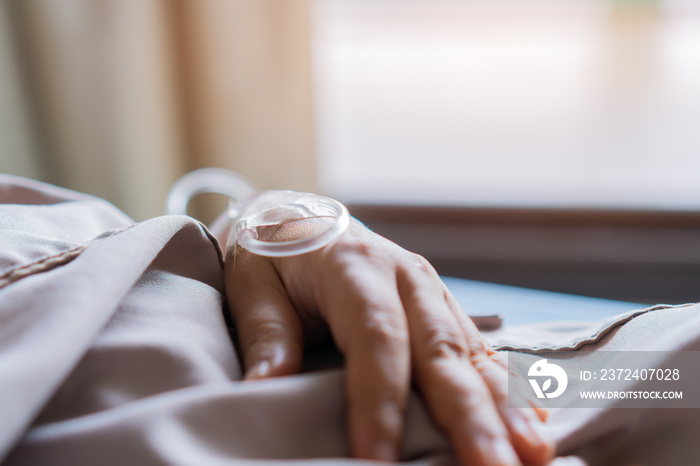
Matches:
[311,0,700,304]
[313,0,700,210]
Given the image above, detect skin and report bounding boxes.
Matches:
[224,219,554,465]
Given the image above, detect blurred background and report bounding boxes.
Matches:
[1,0,699,303]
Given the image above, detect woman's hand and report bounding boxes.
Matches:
[224,220,553,466]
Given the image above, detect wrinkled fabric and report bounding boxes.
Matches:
[0,174,698,465]
[488,305,700,465]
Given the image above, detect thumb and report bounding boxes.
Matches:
[226,252,304,380]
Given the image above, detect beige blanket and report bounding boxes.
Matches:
[1,174,698,465]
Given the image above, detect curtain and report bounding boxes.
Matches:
[0,0,316,221]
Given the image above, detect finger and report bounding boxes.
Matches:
[398,259,520,466]
[441,286,553,461]
[489,351,549,423]
[442,286,549,422]
[318,257,410,462]
[473,356,554,464]
[225,250,304,379]
[441,285,495,356]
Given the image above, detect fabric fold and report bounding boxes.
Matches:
[2,174,699,466]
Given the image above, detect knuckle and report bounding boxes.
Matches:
[410,253,434,273]
[467,334,491,356]
[361,313,409,349]
[470,351,491,369]
[401,253,439,281]
[332,235,373,256]
[243,320,287,350]
[424,333,469,362]
[323,236,385,269]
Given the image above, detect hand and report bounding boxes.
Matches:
[224,219,553,465]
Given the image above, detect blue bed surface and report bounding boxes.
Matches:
[441,276,644,327]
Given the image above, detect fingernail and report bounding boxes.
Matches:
[245,360,270,380]
[491,439,521,466]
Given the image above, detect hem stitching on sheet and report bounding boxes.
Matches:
[0,225,135,290]
[0,245,88,290]
[492,303,696,353]
[0,219,223,291]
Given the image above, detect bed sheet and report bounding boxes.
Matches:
[2,174,699,466]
